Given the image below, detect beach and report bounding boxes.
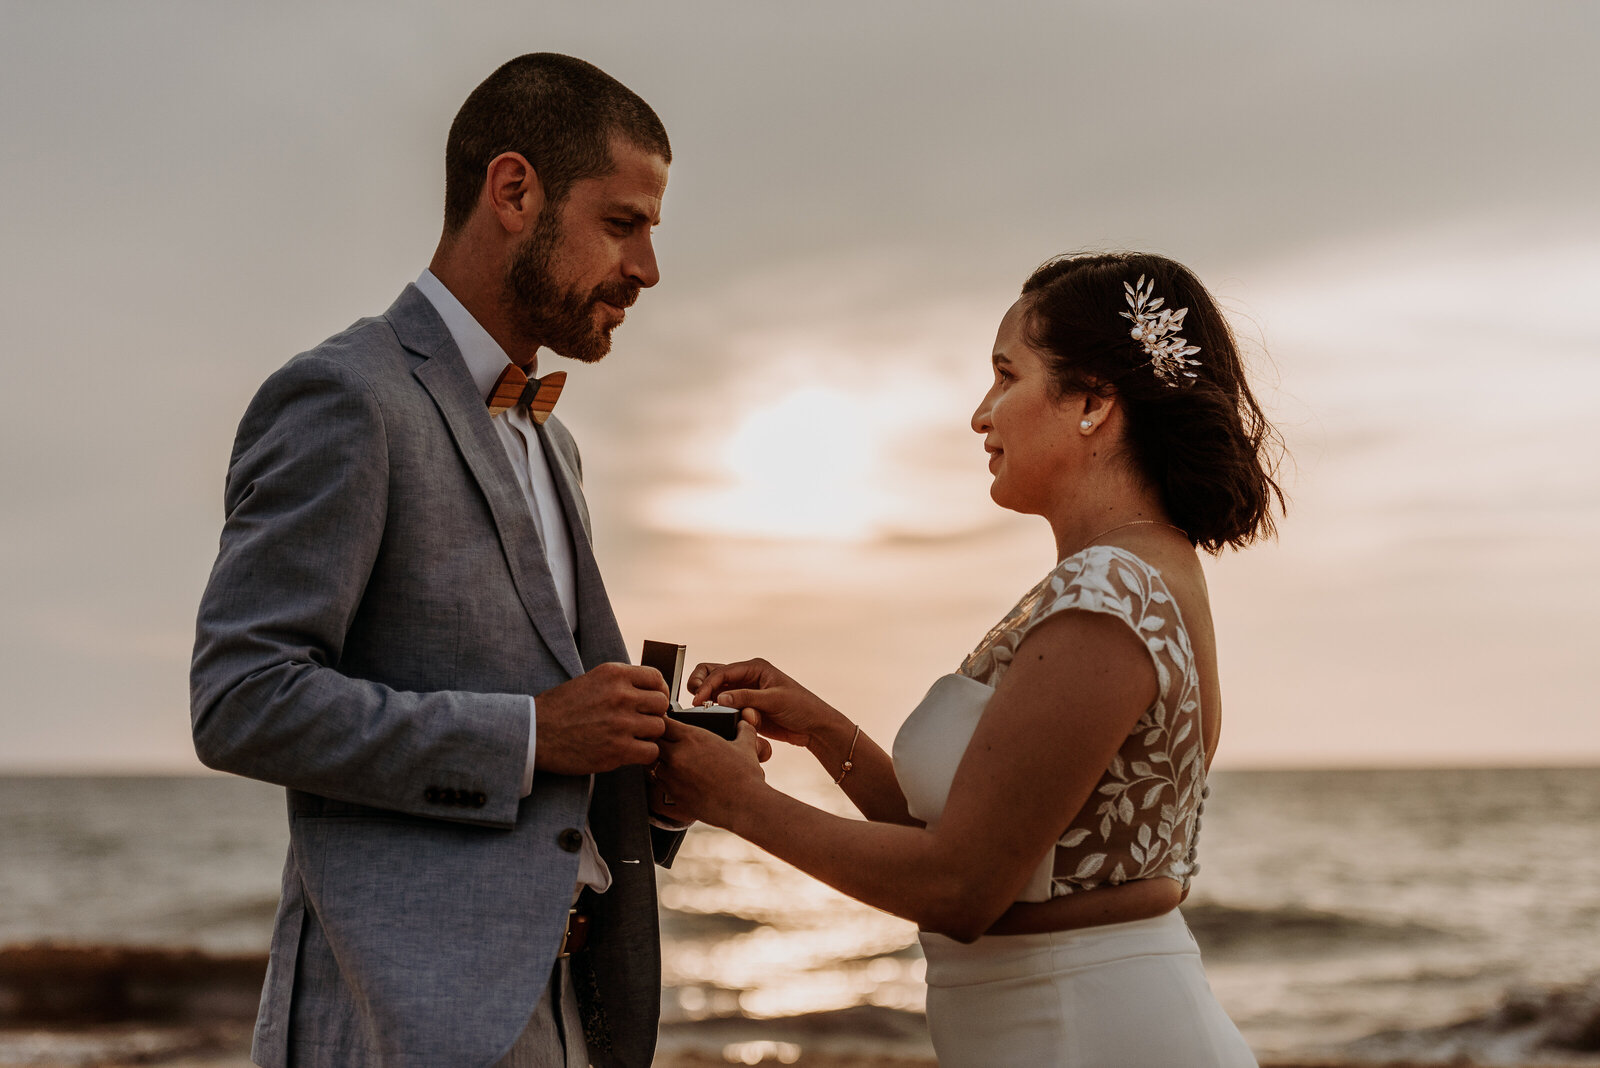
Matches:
[4,942,1600,1068]
[2,1020,1596,1068]
[4,771,1600,1067]
[1,1023,1595,1068]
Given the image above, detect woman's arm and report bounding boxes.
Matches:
[688,659,918,826]
[660,610,1157,942]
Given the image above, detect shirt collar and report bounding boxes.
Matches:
[413,269,517,403]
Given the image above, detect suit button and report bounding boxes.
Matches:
[558,828,583,853]
[472,792,487,808]
[424,787,441,803]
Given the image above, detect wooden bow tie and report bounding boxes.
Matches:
[486,365,566,424]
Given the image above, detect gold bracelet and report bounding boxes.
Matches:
[834,724,862,786]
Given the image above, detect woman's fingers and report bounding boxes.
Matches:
[689,659,780,705]
[652,711,768,828]
[712,687,771,710]
[686,661,725,694]
[734,719,765,758]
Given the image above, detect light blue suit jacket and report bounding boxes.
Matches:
[191,285,669,1067]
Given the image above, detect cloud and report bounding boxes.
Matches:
[3,3,1598,768]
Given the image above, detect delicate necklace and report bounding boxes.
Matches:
[1073,519,1187,557]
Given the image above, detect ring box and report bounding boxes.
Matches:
[640,640,740,740]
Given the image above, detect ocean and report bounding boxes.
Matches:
[2,768,1597,1063]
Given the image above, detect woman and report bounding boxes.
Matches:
[654,251,1283,1066]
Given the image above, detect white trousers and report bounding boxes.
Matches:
[494,958,590,1068]
[920,910,1257,1068]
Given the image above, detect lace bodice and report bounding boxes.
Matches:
[959,546,1208,897]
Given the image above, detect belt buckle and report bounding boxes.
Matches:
[557,906,589,959]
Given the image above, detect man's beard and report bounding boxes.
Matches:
[503,208,639,364]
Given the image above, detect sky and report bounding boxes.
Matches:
[2,1,1597,774]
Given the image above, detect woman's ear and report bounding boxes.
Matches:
[1075,390,1117,436]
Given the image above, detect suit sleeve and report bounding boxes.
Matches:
[190,355,530,828]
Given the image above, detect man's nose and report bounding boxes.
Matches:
[626,236,660,289]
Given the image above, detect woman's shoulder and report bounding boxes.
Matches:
[1038,545,1173,619]
[1026,545,1198,664]
[959,546,1187,685]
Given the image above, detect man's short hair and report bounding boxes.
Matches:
[443,53,670,234]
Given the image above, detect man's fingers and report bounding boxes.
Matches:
[633,688,671,717]
[622,740,661,767]
[606,661,672,696]
[633,712,668,740]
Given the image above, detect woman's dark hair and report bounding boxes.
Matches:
[1020,252,1285,552]
[443,53,671,234]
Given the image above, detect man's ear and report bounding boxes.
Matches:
[483,152,545,236]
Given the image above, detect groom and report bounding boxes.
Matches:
[191,54,678,1067]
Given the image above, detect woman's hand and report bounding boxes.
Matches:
[654,717,768,830]
[688,658,846,749]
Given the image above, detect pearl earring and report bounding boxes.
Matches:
[1079,420,1094,432]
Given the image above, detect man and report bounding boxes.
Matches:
[191,54,678,1068]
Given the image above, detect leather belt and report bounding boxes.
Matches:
[557,905,591,958]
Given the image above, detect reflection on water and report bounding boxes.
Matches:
[659,828,924,1020]
[656,767,1600,1059]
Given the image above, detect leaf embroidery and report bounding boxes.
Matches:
[1073,853,1107,879]
[956,546,1208,894]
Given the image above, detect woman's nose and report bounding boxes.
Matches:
[971,392,994,434]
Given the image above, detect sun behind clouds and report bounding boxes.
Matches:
[647,374,987,543]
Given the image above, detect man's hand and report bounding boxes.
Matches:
[534,663,670,774]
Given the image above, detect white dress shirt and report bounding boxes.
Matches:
[414,269,611,895]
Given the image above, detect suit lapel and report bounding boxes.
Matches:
[536,420,628,670]
[389,286,585,679]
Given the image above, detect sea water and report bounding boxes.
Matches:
[2,768,1597,1061]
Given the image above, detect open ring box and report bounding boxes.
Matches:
[640,640,741,740]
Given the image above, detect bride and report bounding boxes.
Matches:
[654,251,1282,1066]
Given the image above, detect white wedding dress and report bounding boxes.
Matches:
[892,546,1257,1067]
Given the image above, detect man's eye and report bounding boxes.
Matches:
[607,219,633,231]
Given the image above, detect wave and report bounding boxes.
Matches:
[660,908,767,940]
[1341,974,1600,1064]
[1182,901,1448,959]
[0,942,266,1024]
[660,1002,931,1057]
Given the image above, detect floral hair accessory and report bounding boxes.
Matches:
[1119,275,1202,386]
